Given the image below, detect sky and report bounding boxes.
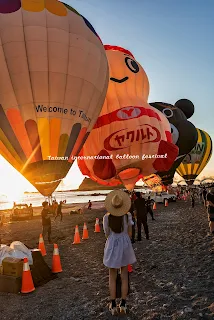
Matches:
[0,0,214,195]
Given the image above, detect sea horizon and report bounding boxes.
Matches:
[0,188,148,211]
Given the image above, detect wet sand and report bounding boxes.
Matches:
[0,199,214,320]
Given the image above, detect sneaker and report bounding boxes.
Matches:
[109,302,118,316]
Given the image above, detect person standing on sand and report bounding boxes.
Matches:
[53,201,58,216]
[29,203,33,218]
[202,188,207,207]
[199,189,203,202]
[103,190,136,316]
[88,200,92,210]
[131,192,137,201]
[55,201,63,221]
[41,201,52,243]
[146,196,155,220]
[191,193,195,208]
[134,192,149,240]
[206,187,214,234]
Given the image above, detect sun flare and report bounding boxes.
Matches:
[0,156,84,200]
[0,156,35,199]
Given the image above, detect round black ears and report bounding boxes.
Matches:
[175,99,194,119]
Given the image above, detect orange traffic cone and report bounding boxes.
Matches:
[165,199,168,207]
[73,225,81,244]
[21,258,35,294]
[52,244,62,273]
[94,218,101,233]
[128,264,133,273]
[153,202,156,210]
[38,234,46,256]
[82,223,89,240]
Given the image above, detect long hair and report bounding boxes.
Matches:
[108,214,124,233]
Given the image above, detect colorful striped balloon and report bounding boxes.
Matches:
[176,128,213,184]
[0,0,109,196]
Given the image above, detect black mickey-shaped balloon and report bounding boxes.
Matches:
[149,99,198,185]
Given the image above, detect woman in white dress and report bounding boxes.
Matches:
[103,190,137,315]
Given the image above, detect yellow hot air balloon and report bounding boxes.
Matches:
[176,128,212,184]
[0,0,109,196]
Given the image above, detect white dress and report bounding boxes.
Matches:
[103,212,137,268]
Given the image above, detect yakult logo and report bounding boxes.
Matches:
[94,106,161,129]
[117,107,141,119]
[104,124,161,151]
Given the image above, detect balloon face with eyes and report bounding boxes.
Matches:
[109,52,140,82]
[104,45,150,104]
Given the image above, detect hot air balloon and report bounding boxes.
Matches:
[176,128,212,184]
[78,45,178,190]
[0,0,109,197]
[143,174,162,189]
[148,99,198,185]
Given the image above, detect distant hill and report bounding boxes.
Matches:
[78,178,123,191]
[78,177,145,191]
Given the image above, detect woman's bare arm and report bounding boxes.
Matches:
[103,214,110,238]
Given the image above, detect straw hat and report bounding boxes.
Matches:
[105,190,131,216]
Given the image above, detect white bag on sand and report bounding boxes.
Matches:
[10,241,33,265]
[0,242,33,265]
[0,245,14,264]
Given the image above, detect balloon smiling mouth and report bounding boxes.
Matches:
[110,76,129,83]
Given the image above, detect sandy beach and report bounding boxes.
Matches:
[0,198,214,320]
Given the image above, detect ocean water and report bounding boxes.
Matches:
[0,190,110,210]
[0,188,147,210]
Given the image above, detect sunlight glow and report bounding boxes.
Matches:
[0,156,84,198]
[0,154,213,199]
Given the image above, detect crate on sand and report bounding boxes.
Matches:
[2,257,23,277]
[0,248,57,293]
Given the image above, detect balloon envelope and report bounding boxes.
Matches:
[149,100,198,185]
[0,0,109,196]
[78,46,178,190]
[143,174,162,189]
[176,128,212,184]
